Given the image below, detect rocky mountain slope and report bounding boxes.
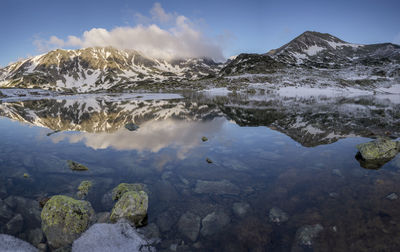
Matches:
[221,31,400,76]
[268,31,400,67]
[1,31,399,92]
[0,47,221,92]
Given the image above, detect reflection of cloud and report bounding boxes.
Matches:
[51,118,225,159]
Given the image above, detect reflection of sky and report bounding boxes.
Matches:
[50,118,227,159]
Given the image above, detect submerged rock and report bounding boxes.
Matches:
[356,138,399,161]
[0,234,37,252]
[386,193,398,201]
[67,160,89,171]
[157,211,178,233]
[269,207,289,224]
[355,154,394,170]
[124,122,139,131]
[3,196,41,228]
[177,212,201,242]
[5,214,23,235]
[27,228,44,247]
[77,181,93,199]
[0,199,14,222]
[72,222,154,252]
[294,224,324,246]
[232,202,251,218]
[41,195,95,249]
[110,191,148,227]
[200,210,231,237]
[112,183,146,201]
[194,179,240,195]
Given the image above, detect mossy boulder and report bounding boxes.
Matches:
[110,191,148,227]
[356,138,399,160]
[111,183,146,201]
[77,181,93,199]
[67,160,89,171]
[41,195,95,249]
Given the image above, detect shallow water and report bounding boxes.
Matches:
[0,90,400,251]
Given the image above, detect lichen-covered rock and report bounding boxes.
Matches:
[111,183,146,201]
[77,181,93,199]
[356,138,399,160]
[110,191,148,227]
[67,160,89,171]
[41,195,94,249]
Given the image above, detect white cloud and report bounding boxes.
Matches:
[34,3,224,61]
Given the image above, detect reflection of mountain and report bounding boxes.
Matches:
[0,93,399,147]
[0,95,220,133]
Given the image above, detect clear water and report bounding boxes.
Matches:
[0,91,400,251]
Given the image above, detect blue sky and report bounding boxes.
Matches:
[1,0,399,66]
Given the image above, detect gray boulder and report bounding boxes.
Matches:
[0,234,37,252]
[72,222,153,252]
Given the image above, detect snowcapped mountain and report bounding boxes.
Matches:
[1,31,399,92]
[219,31,400,77]
[268,31,400,67]
[0,47,222,92]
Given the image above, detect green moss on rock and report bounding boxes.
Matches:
[77,180,93,199]
[356,138,399,160]
[112,183,146,201]
[41,195,94,249]
[67,160,89,171]
[110,191,148,227]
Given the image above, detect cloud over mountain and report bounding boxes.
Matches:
[34,3,224,61]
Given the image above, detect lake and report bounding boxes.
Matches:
[0,89,400,251]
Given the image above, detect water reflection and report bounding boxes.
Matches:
[51,118,226,159]
[0,91,399,251]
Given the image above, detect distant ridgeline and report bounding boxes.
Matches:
[0,31,399,92]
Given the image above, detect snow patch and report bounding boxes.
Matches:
[304,45,325,56]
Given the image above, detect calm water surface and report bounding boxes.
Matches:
[0,91,400,251]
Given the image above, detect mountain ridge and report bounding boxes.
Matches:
[1,31,400,92]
